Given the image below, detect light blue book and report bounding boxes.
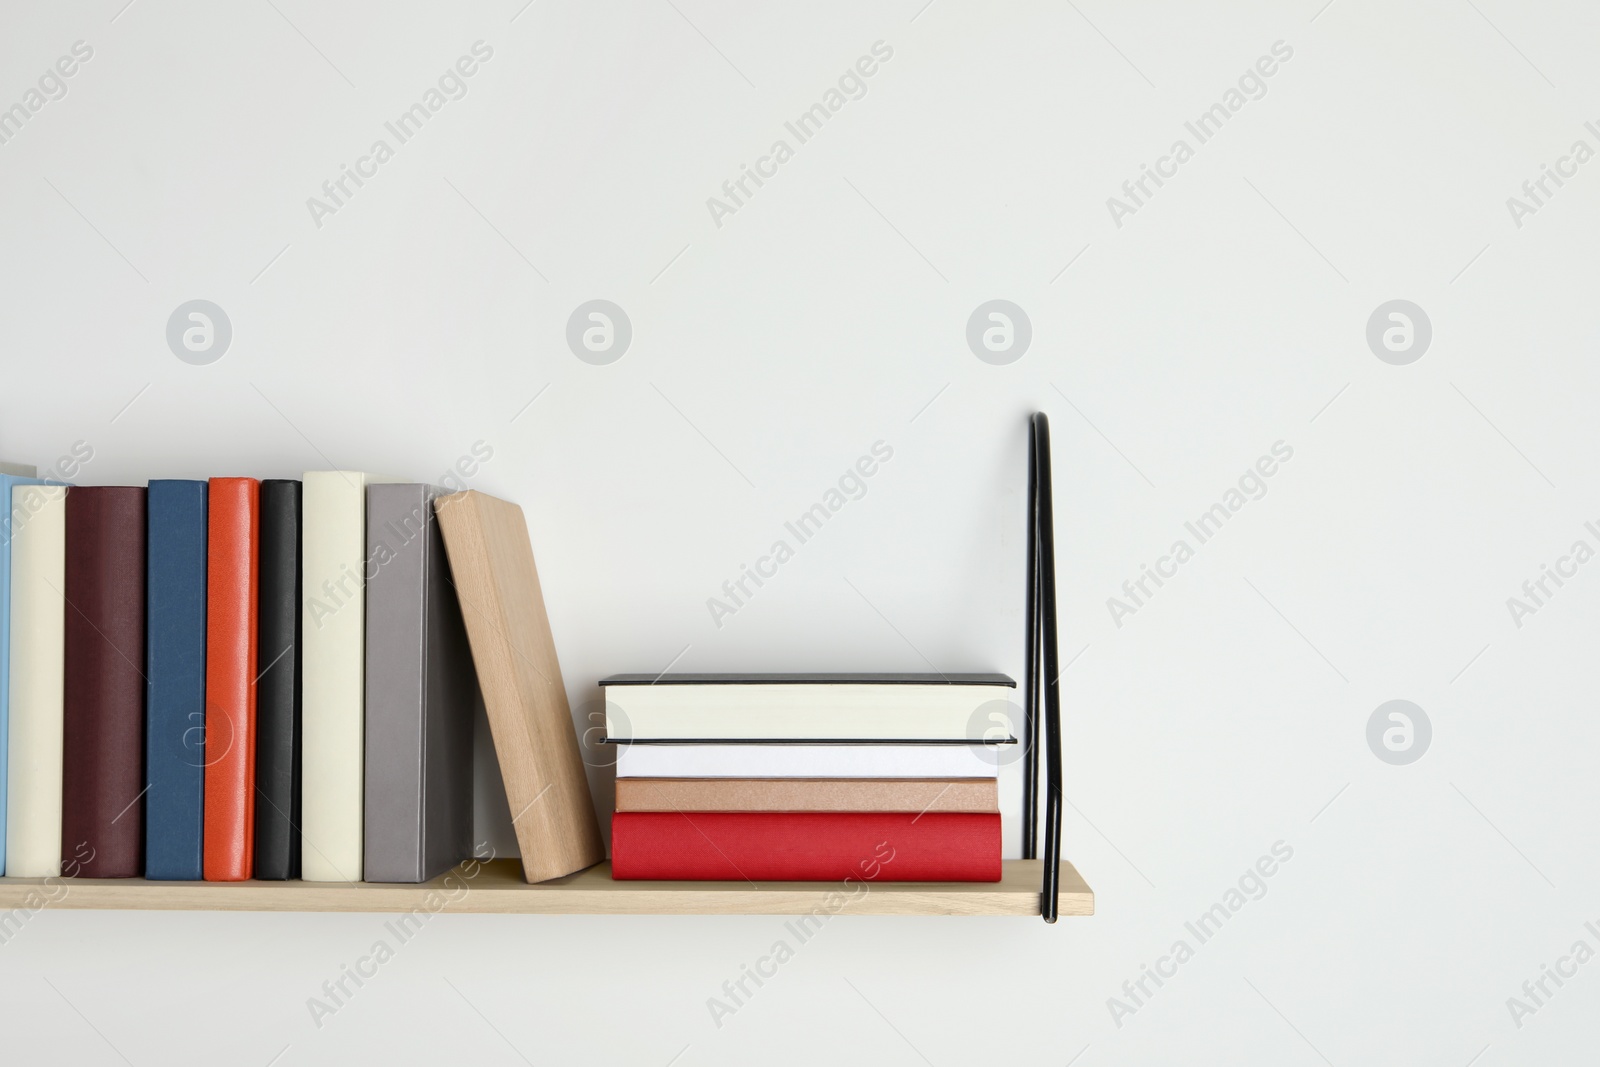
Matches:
[0,464,47,876]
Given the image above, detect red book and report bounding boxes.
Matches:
[204,478,260,881]
[61,487,147,877]
[610,812,1001,881]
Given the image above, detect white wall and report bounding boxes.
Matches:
[2,0,1595,1062]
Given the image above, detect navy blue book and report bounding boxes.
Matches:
[145,479,208,880]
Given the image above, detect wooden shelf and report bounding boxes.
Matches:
[0,859,1093,917]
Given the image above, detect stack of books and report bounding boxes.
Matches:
[0,467,481,884]
[603,673,1015,882]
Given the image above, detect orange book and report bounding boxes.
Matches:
[203,478,260,881]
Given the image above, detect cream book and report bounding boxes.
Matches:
[599,673,1015,741]
[6,485,67,877]
[613,743,1001,779]
[614,777,999,812]
[300,471,391,882]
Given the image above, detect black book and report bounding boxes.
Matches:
[254,479,302,879]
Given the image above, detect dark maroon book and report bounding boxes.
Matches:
[62,486,147,877]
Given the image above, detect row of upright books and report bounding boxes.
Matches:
[0,466,479,883]
[603,673,1014,881]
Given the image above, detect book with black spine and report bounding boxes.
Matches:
[254,479,302,880]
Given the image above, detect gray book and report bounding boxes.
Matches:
[363,484,476,883]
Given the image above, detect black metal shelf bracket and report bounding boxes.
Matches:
[1023,412,1064,923]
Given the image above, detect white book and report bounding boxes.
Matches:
[301,471,389,881]
[600,673,1016,741]
[614,743,1001,779]
[6,485,67,877]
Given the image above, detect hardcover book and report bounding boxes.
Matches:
[614,777,999,813]
[301,471,384,882]
[433,490,604,883]
[255,479,302,880]
[0,466,42,874]
[364,483,475,883]
[4,485,67,877]
[611,811,1002,881]
[204,477,259,881]
[145,479,208,880]
[599,673,1016,742]
[613,743,1001,779]
[62,486,147,877]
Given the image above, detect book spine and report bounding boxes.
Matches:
[62,486,147,877]
[614,777,1001,813]
[614,743,1000,779]
[254,479,302,880]
[364,484,428,882]
[144,480,207,880]
[204,478,260,881]
[301,472,368,881]
[432,491,605,883]
[0,474,44,875]
[607,683,1013,741]
[4,486,67,877]
[417,492,475,882]
[610,812,1002,882]
[364,484,475,882]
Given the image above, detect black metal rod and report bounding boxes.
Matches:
[1022,420,1039,859]
[1032,413,1063,923]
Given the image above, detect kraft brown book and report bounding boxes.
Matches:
[432,490,604,882]
[616,778,999,813]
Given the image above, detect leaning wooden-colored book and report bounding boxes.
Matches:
[432,490,604,882]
